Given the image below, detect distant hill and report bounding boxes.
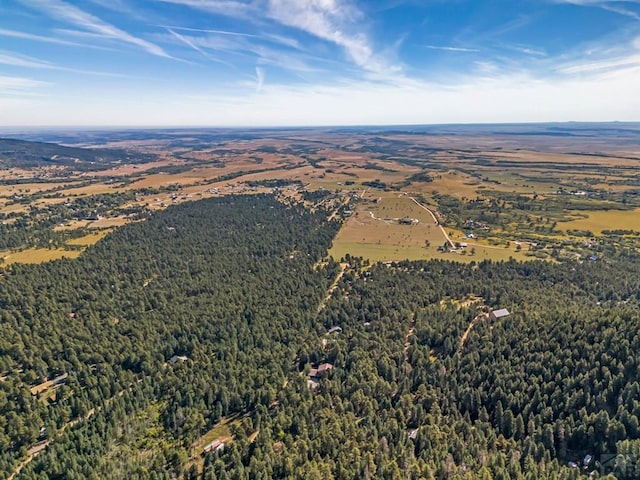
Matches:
[0,138,155,170]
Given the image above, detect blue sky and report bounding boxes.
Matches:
[1,0,640,126]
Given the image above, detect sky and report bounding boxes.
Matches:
[1,0,640,127]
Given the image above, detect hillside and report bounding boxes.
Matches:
[0,138,154,171]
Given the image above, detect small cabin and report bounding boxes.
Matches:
[490,309,510,321]
[203,440,225,455]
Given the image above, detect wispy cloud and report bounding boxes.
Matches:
[505,44,547,57]
[0,74,49,95]
[161,25,257,37]
[164,25,305,51]
[255,66,265,91]
[557,54,640,74]
[0,51,133,77]
[157,0,253,19]
[158,0,400,74]
[166,28,236,67]
[18,0,171,58]
[0,28,114,50]
[424,45,479,53]
[266,0,400,74]
[159,29,333,74]
[553,0,640,19]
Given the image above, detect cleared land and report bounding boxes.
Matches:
[559,208,640,234]
[2,124,639,265]
[2,248,81,265]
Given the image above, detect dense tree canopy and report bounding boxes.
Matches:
[1,194,639,479]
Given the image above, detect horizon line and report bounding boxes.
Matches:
[1,120,639,133]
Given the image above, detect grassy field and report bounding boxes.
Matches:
[559,208,640,234]
[3,129,638,266]
[1,248,81,264]
[329,239,530,263]
[329,194,532,262]
[88,217,131,229]
[66,229,113,245]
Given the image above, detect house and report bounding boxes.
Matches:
[318,363,333,373]
[308,363,334,379]
[203,440,225,455]
[490,309,510,321]
[327,326,342,334]
[399,217,419,225]
[169,355,188,364]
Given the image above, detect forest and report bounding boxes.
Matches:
[1,193,639,479]
[0,138,154,170]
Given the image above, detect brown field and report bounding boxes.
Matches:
[0,203,29,214]
[559,208,640,234]
[87,217,131,228]
[66,229,113,245]
[0,182,75,196]
[329,193,530,262]
[2,248,81,265]
[3,126,638,265]
[53,220,91,231]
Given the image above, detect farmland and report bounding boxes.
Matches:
[1,123,639,265]
[1,124,640,480]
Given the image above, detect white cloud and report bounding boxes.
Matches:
[266,0,399,74]
[0,74,48,95]
[553,0,640,19]
[0,51,134,77]
[558,54,640,74]
[0,28,114,50]
[4,62,638,126]
[19,0,170,58]
[157,0,253,19]
[424,45,479,53]
[158,0,400,74]
[255,66,265,91]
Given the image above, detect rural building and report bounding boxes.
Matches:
[318,363,333,373]
[203,440,225,455]
[490,309,510,321]
[308,363,334,379]
[399,217,419,225]
[30,373,69,396]
[327,326,342,334]
[169,355,188,364]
